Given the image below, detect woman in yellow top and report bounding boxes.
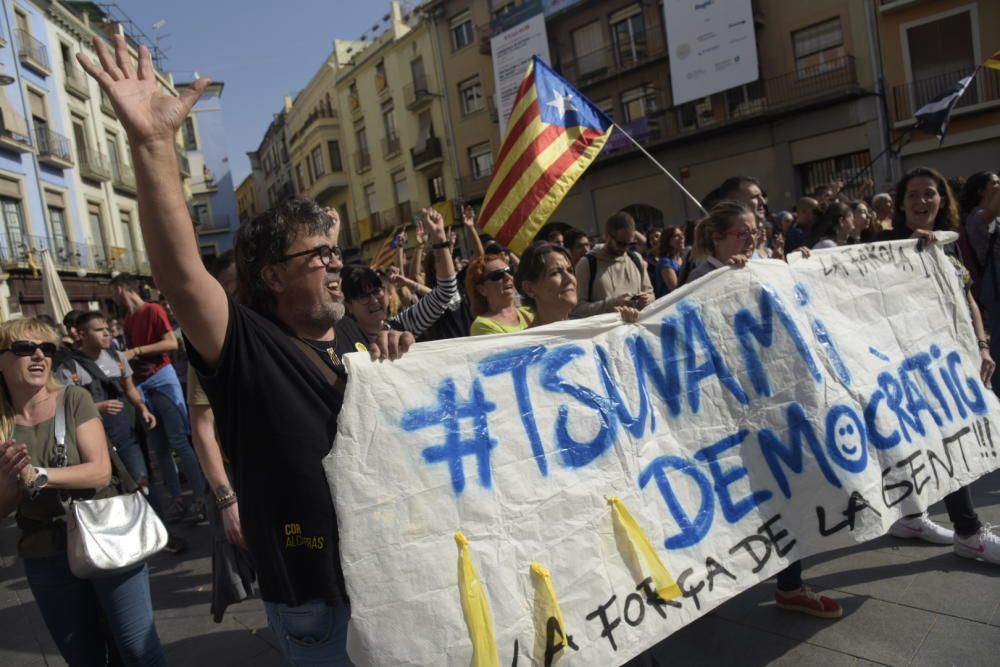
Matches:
[467,253,534,335]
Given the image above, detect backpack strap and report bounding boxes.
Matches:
[585,253,597,302]
[627,250,645,283]
[290,337,346,396]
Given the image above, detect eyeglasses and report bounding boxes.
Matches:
[278,244,343,266]
[725,228,757,240]
[481,266,512,283]
[354,285,385,305]
[1,341,57,357]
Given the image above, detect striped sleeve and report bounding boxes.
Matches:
[388,273,459,337]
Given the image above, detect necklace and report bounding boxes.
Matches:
[302,338,342,367]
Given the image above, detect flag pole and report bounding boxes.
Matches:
[612,123,708,216]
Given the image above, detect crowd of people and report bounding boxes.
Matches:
[0,35,998,666]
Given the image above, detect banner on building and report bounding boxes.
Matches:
[328,236,1000,666]
[489,0,551,134]
[664,0,760,106]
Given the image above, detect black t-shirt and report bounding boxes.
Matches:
[186,299,367,606]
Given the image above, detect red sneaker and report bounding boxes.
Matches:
[775,586,843,619]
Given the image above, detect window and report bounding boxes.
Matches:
[71,119,88,158]
[450,11,474,51]
[14,9,28,36]
[904,11,977,111]
[798,150,870,201]
[192,202,212,228]
[621,86,658,123]
[106,134,122,178]
[469,142,493,180]
[182,116,198,150]
[611,6,647,69]
[417,110,435,148]
[296,163,305,192]
[356,127,369,155]
[393,170,409,206]
[678,96,715,131]
[312,145,325,178]
[364,184,377,222]
[328,141,342,171]
[45,190,70,260]
[120,210,135,260]
[349,82,360,110]
[411,57,428,92]
[459,78,484,115]
[1,196,27,255]
[427,174,445,204]
[792,18,845,78]
[375,61,388,92]
[595,97,615,121]
[382,103,397,140]
[493,2,515,19]
[306,155,314,183]
[726,80,767,119]
[573,21,607,77]
[87,202,107,263]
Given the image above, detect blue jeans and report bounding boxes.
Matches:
[23,555,166,667]
[142,370,205,501]
[103,408,148,484]
[264,600,352,665]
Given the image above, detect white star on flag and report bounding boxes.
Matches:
[547,91,577,117]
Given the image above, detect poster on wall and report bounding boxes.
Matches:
[490,0,551,134]
[664,0,760,106]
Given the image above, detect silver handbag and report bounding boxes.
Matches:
[52,390,168,579]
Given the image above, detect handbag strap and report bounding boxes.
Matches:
[52,388,139,493]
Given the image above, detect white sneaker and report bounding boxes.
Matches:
[954,525,1000,565]
[888,513,954,545]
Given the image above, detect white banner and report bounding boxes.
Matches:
[490,2,550,135]
[328,237,1000,666]
[665,0,759,106]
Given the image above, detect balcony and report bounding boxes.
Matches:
[64,62,91,100]
[288,107,337,147]
[16,29,51,76]
[0,234,47,270]
[176,147,191,177]
[396,200,412,226]
[892,65,1000,125]
[308,170,350,203]
[404,79,434,110]
[112,162,137,194]
[78,150,112,183]
[0,110,33,153]
[34,124,74,169]
[354,149,371,174]
[410,136,443,171]
[381,134,401,158]
[560,22,668,89]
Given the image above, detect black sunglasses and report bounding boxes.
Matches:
[278,244,343,266]
[2,341,57,357]
[481,267,512,282]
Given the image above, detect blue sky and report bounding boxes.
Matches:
[113,1,384,186]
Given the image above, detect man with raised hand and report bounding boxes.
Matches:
[79,36,413,665]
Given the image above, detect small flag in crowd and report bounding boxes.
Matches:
[369,225,403,268]
[985,49,1000,71]
[913,72,975,145]
[477,57,612,254]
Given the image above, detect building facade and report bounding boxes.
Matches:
[335,1,459,259]
[179,80,240,262]
[247,96,295,212]
[235,173,258,225]
[875,0,1000,180]
[542,0,885,233]
[0,0,188,319]
[286,44,355,249]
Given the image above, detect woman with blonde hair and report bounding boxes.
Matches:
[0,317,166,666]
[684,200,757,284]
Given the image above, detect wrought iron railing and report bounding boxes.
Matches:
[16,29,49,71]
[892,65,1000,122]
[34,124,74,165]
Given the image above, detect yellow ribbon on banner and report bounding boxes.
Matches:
[530,562,574,660]
[607,497,682,601]
[455,532,500,667]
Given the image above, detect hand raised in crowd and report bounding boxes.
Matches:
[369,330,415,362]
[413,221,428,247]
[422,207,448,244]
[222,502,247,550]
[77,35,209,148]
[97,400,125,415]
[461,205,477,228]
[0,441,30,483]
[324,207,341,245]
[615,306,641,323]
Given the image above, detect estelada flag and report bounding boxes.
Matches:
[477,56,612,254]
[984,49,1000,71]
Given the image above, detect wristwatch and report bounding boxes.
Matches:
[26,467,49,498]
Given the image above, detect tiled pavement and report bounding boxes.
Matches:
[2,470,998,666]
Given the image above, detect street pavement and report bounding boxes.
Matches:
[1,470,999,666]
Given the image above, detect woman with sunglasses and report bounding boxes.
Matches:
[684,200,757,285]
[467,254,534,335]
[0,318,166,666]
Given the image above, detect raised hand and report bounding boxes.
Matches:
[324,207,341,245]
[422,207,447,244]
[77,35,210,148]
[414,220,428,247]
[461,205,476,228]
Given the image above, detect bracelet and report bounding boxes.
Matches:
[431,240,450,249]
[978,339,990,350]
[215,492,237,510]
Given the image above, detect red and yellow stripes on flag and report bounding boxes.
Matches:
[477,60,611,254]
[985,49,1000,71]
[369,227,402,269]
